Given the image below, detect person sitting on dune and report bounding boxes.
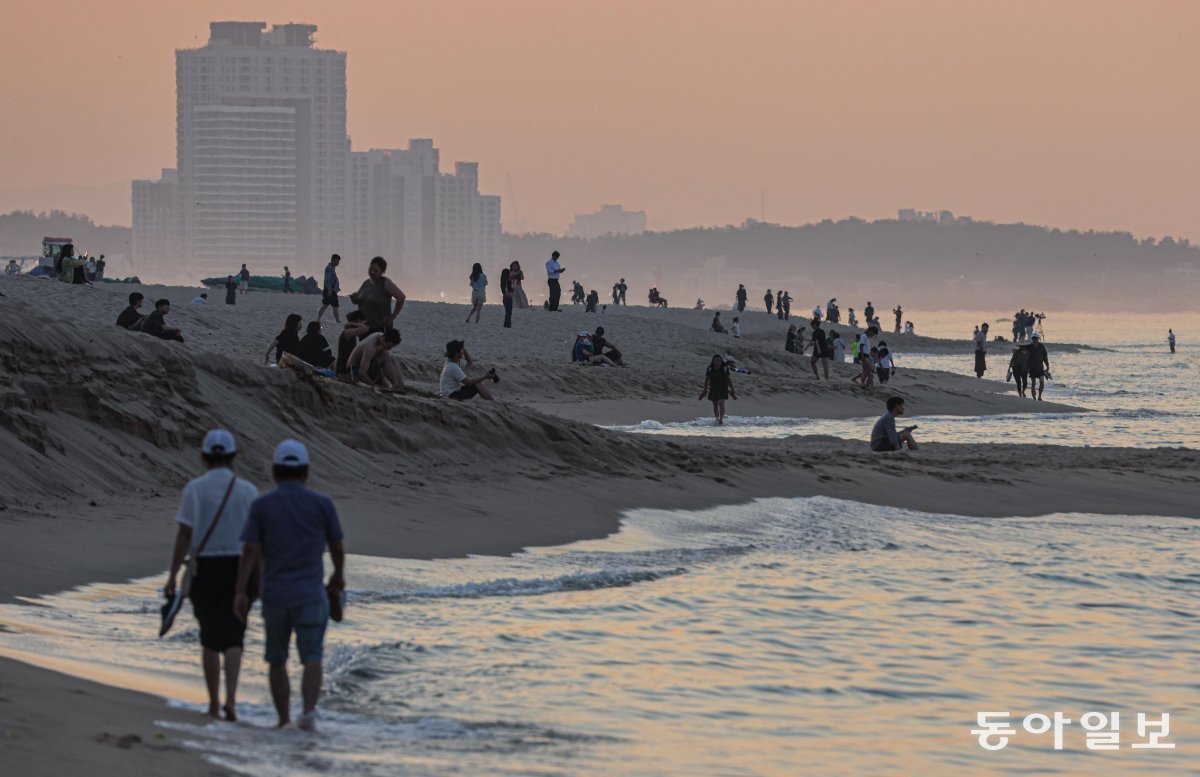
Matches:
[348,329,405,390]
[116,292,147,330]
[711,312,726,333]
[142,299,184,342]
[335,311,370,380]
[572,332,619,367]
[871,396,918,451]
[263,314,303,366]
[296,321,335,369]
[440,340,498,401]
[591,326,625,366]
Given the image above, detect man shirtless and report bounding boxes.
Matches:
[347,329,404,390]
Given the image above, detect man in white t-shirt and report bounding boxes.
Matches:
[853,326,877,387]
[440,339,498,400]
[545,251,565,311]
[165,429,260,721]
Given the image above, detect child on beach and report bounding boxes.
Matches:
[699,354,737,425]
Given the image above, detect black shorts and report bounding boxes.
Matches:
[877,367,890,383]
[322,289,339,307]
[449,384,480,400]
[188,555,246,651]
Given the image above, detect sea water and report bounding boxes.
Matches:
[0,497,1196,775]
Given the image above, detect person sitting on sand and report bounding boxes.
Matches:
[192,293,208,304]
[164,429,260,721]
[572,332,619,367]
[699,353,737,425]
[335,311,370,380]
[871,396,918,451]
[3,259,18,275]
[711,312,726,333]
[725,355,751,375]
[904,321,914,335]
[263,314,303,366]
[296,321,335,369]
[348,329,405,389]
[591,326,625,366]
[116,292,146,330]
[142,299,184,342]
[785,324,798,353]
[350,256,406,334]
[440,339,498,400]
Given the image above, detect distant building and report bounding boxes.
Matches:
[133,21,501,283]
[898,208,968,225]
[348,142,502,280]
[568,204,647,239]
[131,169,177,278]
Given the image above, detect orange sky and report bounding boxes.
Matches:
[2,0,1197,239]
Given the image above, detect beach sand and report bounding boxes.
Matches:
[0,275,1195,775]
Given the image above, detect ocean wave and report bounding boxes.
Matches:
[357,567,688,602]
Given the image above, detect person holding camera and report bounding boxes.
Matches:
[440,339,498,401]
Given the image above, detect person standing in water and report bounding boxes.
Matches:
[1168,329,1176,354]
[699,353,737,425]
[164,429,260,721]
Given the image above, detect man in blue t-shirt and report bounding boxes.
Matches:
[235,440,345,731]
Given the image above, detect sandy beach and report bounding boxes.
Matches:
[1,275,1196,774]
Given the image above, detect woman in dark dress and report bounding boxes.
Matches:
[699,354,737,425]
[262,313,303,365]
[225,275,237,305]
[785,324,797,353]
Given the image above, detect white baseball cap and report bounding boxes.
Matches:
[273,439,310,468]
[201,429,236,455]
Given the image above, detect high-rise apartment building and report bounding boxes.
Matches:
[133,21,501,285]
[130,169,177,279]
[175,21,348,277]
[567,204,647,239]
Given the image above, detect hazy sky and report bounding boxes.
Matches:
[2,0,1197,239]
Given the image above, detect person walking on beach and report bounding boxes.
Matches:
[848,307,858,328]
[782,291,792,320]
[545,251,565,311]
[500,265,514,328]
[317,254,341,323]
[764,289,774,315]
[973,322,989,378]
[893,305,903,333]
[736,284,747,312]
[511,261,530,309]
[618,278,627,305]
[871,396,918,451]
[864,301,875,328]
[776,290,784,320]
[1008,342,1030,398]
[225,275,237,305]
[239,264,250,295]
[235,440,345,732]
[1169,329,1176,354]
[699,354,737,425]
[350,257,406,333]
[612,282,621,306]
[165,429,259,721]
[810,318,832,380]
[283,266,293,294]
[1028,332,1050,400]
[466,263,488,324]
[853,326,878,387]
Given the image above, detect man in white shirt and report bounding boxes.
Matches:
[545,251,565,311]
[164,429,260,721]
[440,339,498,400]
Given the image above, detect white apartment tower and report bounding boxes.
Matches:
[175,22,348,277]
[130,168,178,279]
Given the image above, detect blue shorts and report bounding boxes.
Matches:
[262,598,329,666]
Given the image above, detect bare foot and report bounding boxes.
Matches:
[223,704,237,722]
[207,703,220,719]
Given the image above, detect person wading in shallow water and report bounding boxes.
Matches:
[974,322,989,378]
[699,353,737,425]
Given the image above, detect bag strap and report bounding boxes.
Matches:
[194,475,237,557]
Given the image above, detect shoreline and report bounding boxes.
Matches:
[0,278,1193,775]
